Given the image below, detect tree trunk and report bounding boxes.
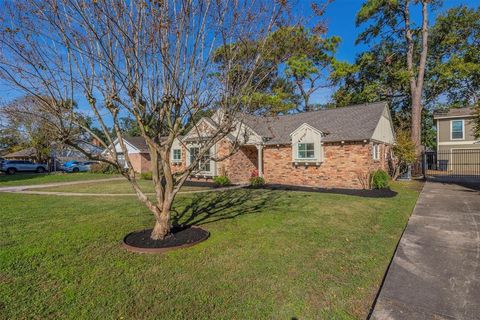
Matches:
[405,0,429,157]
[150,209,171,240]
[411,93,423,156]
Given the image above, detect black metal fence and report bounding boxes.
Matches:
[423,149,480,179]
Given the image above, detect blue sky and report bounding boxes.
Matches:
[301,0,480,102]
[1,0,479,109]
[314,0,479,62]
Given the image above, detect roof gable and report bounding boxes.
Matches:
[182,117,218,141]
[123,136,147,152]
[289,123,324,137]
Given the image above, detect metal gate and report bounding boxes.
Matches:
[424,149,480,180]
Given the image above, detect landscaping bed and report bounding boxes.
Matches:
[123,226,210,253]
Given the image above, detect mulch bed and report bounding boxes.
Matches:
[259,184,398,198]
[122,225,209,254]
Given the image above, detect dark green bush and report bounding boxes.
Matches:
[213,175,231,187]
[371,169,390,189]
[250,176,265,188]
[90,162,119,174]
[140,172,153,180]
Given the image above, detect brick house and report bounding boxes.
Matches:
[108,102,395,189]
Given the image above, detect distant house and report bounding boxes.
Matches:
[3,143,102,170]
[2,147,38,161]
[433,108,480,173]
[106,102,395,189]
[105,136,185,173]
[434,107,479,152]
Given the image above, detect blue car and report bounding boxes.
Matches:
[62,161,97,173]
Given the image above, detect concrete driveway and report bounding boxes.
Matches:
[371,180,480,320]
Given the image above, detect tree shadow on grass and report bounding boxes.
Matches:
[171,189,280,227]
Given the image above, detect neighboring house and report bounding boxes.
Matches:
[434,107,479,152]
[3,147,38,161]
[433,107,480,173]
[107,102,395,189]
[105,136,187,173]
[3,143,102,170]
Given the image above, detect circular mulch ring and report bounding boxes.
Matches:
[122,225,209,254]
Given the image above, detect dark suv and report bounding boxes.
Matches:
[0,160,48,175]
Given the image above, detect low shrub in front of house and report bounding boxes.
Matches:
[90,162,119,174]
[250,176,265,188]
[249,169,265,188]
[213,175,231,187]
[140,172,153,180]
[371,169,390,189]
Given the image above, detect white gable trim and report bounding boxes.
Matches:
[289,123,324,137]
[102,138,141,155]
[290,123,324,163]
[182,117,218,141]
[237,121,263,141]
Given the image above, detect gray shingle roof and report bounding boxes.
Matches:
[3,147,37,158]
[123,135,184,152]
[433,107,475,119]
[124,136,149,152]
[239,101,388,144]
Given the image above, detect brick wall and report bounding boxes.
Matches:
[262,142,388,189]
[216,140,258,183]
[126,139,390,188]
[129,153,151,173]
[227,145,258,183]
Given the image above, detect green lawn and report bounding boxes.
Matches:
[33,179,210,194]
[0,181,422,319]
[0,172,120,187]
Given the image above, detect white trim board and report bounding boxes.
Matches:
[438,141,480,146]
[434,115,475,120]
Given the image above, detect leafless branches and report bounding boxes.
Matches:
[0,0,290,239]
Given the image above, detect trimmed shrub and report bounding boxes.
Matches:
[140,171,153,180]
[213,175,231,187]
[250,176,265,188]
[90,162,119,174]
[371,169,390,189]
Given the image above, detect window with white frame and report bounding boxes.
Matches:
[189,147,210,172]
[172,149,182,162]
[451,120,464,140]
[297,143,315,159]
[117,153,127,167]
[372,144,380,160]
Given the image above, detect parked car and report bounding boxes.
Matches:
[62,161,98,173]
[0,160,48,175]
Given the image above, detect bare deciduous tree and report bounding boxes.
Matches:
[0,0,290,239]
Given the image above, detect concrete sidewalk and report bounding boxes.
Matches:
[0,177,246,196]
[371,181,480,320]
[0,177,123,192]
